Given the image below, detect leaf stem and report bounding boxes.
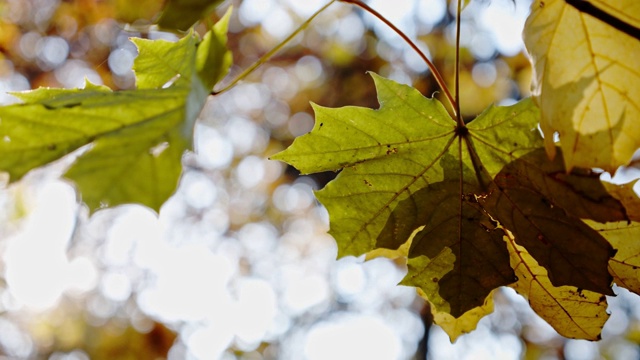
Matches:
[463,135,489,191]
[454,0,463,127]
[340,0,457,117]
[212,0,337,95]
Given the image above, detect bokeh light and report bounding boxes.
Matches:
[0,0,638,359]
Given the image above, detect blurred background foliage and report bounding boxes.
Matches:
[0,0,639,359]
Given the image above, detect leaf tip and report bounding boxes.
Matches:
[268,149,287,163]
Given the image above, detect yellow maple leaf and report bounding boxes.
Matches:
[524,0,640,172]
[506,231,609,340]
[586,220,640,295]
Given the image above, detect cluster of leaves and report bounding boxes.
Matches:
[275,0,640,341]
[1,0,639,344]
[0,5,231,212]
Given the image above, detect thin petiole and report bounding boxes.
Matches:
[212,0,337,95]
[454,0,463,127]
[340,0,457,117]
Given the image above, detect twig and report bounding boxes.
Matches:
[340,0,457,117]
[212,0,337,95]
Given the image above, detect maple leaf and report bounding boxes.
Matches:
[0,14,232,211]
[524,0,640,171]
[274,73,621,319]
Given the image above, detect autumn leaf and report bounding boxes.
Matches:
[274,74,542,316]
[0,17,232,211]
[505,231,609,340]
[524,0,640,171]
[480,149,616,295]
[273,73,623,321]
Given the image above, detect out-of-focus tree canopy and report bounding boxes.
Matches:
[0,0,639,359]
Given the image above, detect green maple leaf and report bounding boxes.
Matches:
[273,73,618,321]
[0,13,233,212]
